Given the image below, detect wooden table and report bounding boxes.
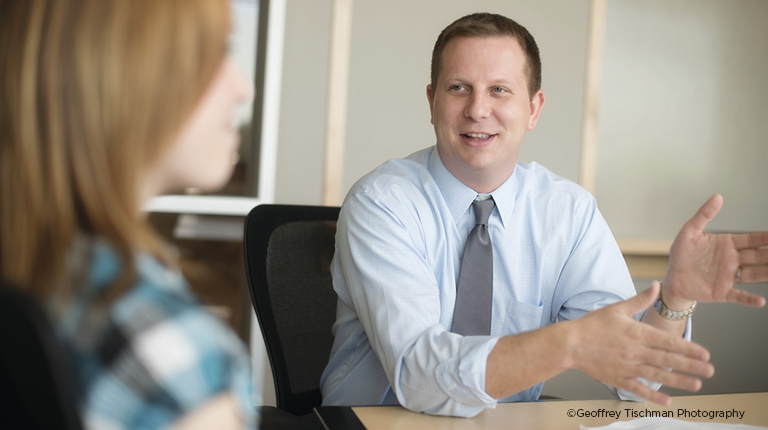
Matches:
[316,392,768,430]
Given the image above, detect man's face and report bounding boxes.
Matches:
[427,36,544,192]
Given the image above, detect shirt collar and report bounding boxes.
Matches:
[428,146,517,229]
[487,167,517,229]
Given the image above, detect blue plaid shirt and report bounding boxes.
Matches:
[51,241,258,429]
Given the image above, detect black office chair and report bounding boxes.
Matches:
[244,204,341,417]
[0,283,84,430]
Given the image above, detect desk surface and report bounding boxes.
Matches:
[317,392,768,430]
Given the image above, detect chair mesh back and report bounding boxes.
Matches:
[266,221,338,397]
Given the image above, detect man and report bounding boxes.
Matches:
[320,13,767,417]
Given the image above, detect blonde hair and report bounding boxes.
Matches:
[0,0,230,300]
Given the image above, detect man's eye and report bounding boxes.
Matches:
[451,85,464,91]
[492,87,506,93]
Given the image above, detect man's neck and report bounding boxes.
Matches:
[434,147,518,194]
[449,164,516,194]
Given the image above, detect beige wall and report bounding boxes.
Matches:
[274,0,333,205]
[595,0,768,240]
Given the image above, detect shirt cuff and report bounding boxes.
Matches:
[434,335,500,413]
[613,377,661,402]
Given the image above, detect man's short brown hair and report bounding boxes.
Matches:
[430,12,542,99]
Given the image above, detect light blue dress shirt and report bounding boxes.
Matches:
[320,147,689,417]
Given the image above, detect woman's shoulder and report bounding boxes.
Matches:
[59,241,257,429]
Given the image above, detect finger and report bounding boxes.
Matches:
[725,288,766,308]
[739,265,768,285]
[618,378,672,406]
[639,348,715,378]
[732,231,768,250]
[635,365,703,392]
[617,281,661,317]
[641,325,710,361]
[683,194,723,233]
[739,247,768,266]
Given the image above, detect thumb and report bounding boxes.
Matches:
[618,280,660,317]
[684,194,723,233]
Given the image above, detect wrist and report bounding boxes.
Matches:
[660,275,695,311]
[558,320,580,371]
[656,281,697,320]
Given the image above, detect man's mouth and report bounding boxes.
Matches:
[463,132,492,139]
[461,132,496,146]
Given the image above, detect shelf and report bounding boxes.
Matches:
[145,195,263,216]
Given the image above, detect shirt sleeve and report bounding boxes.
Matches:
[84,284,259,430]
[551,197,637,321]
[335,192,499,417]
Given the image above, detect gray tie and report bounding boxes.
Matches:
[452,197,495,336]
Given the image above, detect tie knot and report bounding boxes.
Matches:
[472,198,495,225]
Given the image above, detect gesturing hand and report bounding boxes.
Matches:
[569,282,713,406]
[665,194,768,307]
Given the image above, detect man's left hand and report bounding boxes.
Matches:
[664,194,768,308]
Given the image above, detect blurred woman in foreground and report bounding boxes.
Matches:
[0,0,257,428]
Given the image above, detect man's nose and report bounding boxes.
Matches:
[464,91,491,121]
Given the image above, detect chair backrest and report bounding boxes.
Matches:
[243,204,341,416]
[0,283,83,430]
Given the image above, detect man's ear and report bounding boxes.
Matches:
[426,84,435,125]
[527,89,546,131]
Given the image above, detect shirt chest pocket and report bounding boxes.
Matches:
[499,299,544,336]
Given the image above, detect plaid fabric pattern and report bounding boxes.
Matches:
[52,241,258,430]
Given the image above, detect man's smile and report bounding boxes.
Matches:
[461,132,496,146]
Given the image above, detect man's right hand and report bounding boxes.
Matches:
[566,281,714,405]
